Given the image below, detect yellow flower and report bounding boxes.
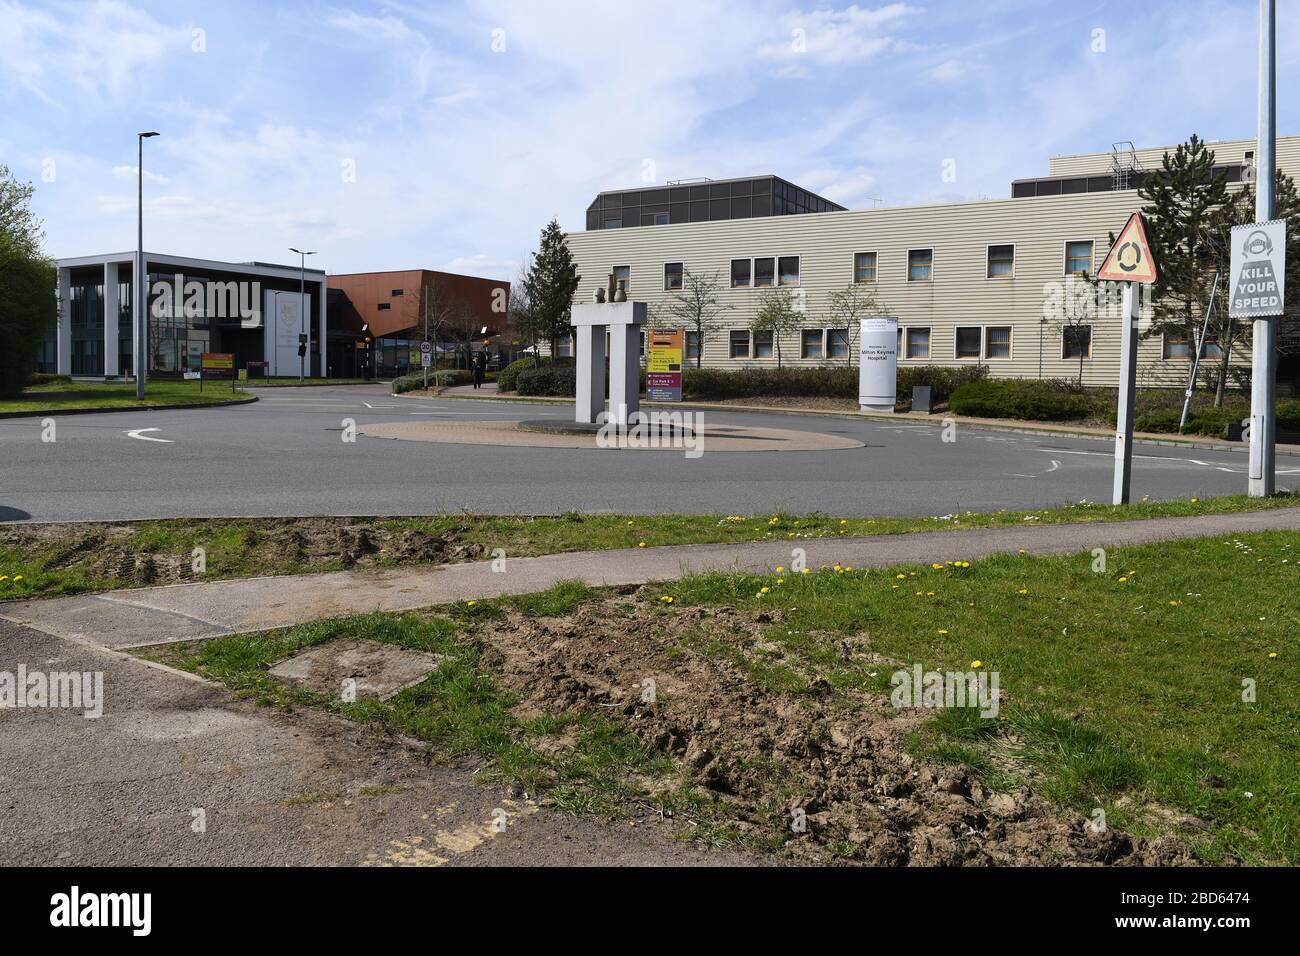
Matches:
[931,563,943,570]
[844,566,853,572]
[759,586,770,594]
[1017,588,1029,595]
[466,600,477,607]
[895,573,906,580]
[638,541,647,548]
[1190,497,1198,503]
[926,591,935,597]
[776,578,785,585]
[801,568,811,575]
[1018,549,1026,555]
[840,519,848,525]
[0,576,7,582]
[1168,600,1179,606]
[937,629,949,635]
[1268,651,1278,658]
[833,564,842,572]
[775,566,785,573]
[1118,576,1128,583]
[12,575,21,582]
[660,595,674,603]
[971,660,983,669]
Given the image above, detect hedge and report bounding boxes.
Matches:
[27,372,71,386]
[516,366,576,397]
[678,364,987,404]
[498,357,574,393]
[948,379,1106,422]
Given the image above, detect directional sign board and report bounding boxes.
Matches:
[1229,220,1287,318]
[1096,211,1160,284]
[646,328,683,401]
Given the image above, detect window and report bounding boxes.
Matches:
[778,256,800,286]
[731,259,751,288]
[905,327,931,359]
[955,327,982,358]
[985,326,1011,359]
[653,212,669,225]
[555,336,573,358]
[1062,325,1092,359]
[753,330,774,358]
[613,265,630,294]
[754,257,775,287]
[377,302,391,311]
[854,251,877,283]
[663,262,683,291]
[907,249,933,281]
[686,331,700,360]
[801,329,824,359]
[1163,333,1223,360]
[986,244,1014,278]
[729,330,751,359]
[391,288,405,297]
[827,328,850,359]
[603,219,620,229]
[1065,240,1094,275]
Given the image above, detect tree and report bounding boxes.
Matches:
[751,288,801,368]
[1042,271,1100,386]
[0,165,56,398]
[507,260,540,366]
[824,282,888,366]
[521,219,580,359]
[657,268,730,368]
[1205,168,1300,404]
[1136,136,1230,398]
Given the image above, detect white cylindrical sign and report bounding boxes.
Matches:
[858,316,898,412]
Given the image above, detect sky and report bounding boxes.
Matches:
[2,0,1298,281]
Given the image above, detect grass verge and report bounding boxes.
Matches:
[0,379,251,414]
[1,493,1294,600]
[136,531,1298,864]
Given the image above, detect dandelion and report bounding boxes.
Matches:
[759,587,770,595]
[937,629,949,635]
[971,660,983,669]
[1118,576,1128,583]
[895,574,906,580]
[776,578,785,585]
[660,595,674,604]
[638,541,647,548]
[931,563,943,571]
[466,600,477,607]
[801,568,811,575]
[1268,651,1278,658]
[775,566,785,573]
[0,576,7,582]
[12,575,21,582]
[1018,588,1029,595]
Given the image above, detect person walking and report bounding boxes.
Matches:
[471,350,486,390]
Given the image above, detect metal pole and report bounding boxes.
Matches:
[298,254,305,384]
[1113,282,1139,504]
[136,136,144,400]
[1249,0,1277,496]
[1179,271,1220,432]
[423,282,429,389]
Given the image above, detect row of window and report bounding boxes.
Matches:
[648,240,1100,292]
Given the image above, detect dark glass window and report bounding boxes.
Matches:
[391,288,404,296]
[729,330,750,359]
[663,262,684,291]
[730,259,751,288]
[778,256,799,286]
[1063,326,1092,359]
[956,327,982,358]
[754,257,775,287]
[800,329,824,359]
[753,330,773,358]
[378,302,391,311]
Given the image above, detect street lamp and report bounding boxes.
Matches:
[136,131,159,401]
[289,247,316,383]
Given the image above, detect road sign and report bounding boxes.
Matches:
[1229,220,1287,318]
[646,329,683,401]
[419,341,432,354]
[421,352,432,368]
[200,352,235,393]
[1096,211,1160,284]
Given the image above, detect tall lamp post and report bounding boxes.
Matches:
[1249,0,1277,496]
[289,247,316,384]
[136,131,159,401]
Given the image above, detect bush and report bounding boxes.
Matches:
[26,372,71,386]
[948,378,1105,422]
[517,366,576,397]
[896,365,990,404]
[679,363,988,405]
[498,356,574,393]
[0,246,56,399]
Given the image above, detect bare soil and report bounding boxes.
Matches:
[476,594,1198,866]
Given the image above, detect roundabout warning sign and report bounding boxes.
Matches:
[1096,212,1160,284]
[1229,220,1287,318]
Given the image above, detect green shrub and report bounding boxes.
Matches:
[679,364,988,404]
[26,372,71,386]
[896,365,990,404]
[497,357,536,392]
[517,366,576,397]
[0,245,56,399]
[390,373,424,394]
[948,378,1105,421]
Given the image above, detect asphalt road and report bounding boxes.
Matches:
[1,384,1286,523]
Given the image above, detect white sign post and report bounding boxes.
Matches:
[1231,219,1287,490]
[858,317,898,412]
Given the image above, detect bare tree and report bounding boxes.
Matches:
[657,268,731,368]
[752,288,802,368]
[824,282,889,366]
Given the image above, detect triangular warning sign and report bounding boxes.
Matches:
[1097,211,1160,284]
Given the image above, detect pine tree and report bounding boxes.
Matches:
[1137,135,1229,391]
[522,219,581,360]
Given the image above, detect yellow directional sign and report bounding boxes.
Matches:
[1097,211,1159,284]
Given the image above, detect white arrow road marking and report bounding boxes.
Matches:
[1046,459,1061,473]
[126,427,173,443]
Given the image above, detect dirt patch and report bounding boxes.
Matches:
[474,596,1197,866]
[268,638,442,700]
[0,518,487,589]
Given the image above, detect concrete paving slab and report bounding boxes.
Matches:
[268,638,441,700]
[4,508,1299,650]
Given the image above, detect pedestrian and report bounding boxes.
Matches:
[472,351,486,390]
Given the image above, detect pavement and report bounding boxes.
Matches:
[0,619,751,866]
[1,384,1290,523]
[6,506,1298,650]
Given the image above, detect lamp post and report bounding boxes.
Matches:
[289,247,316,384]
[1249,0,1277,496]
[136,131,159,401]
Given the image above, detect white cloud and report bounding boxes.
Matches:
[759,3,918,72]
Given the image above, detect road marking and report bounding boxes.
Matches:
[125,428,173,443]
[1046,460,1061,473]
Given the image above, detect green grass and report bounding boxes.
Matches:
[0,379,251,414]
[2,494,1294,601]
[660,531,1300,864]
[132,534,1299,864]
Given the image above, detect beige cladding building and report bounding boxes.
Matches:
[565,136,1300,388]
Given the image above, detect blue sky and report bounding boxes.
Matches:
[2,0,1298,280]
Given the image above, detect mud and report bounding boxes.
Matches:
[2,518,486,588]
[475,595,1198,867]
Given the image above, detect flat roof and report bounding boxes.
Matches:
[54,251,326,279]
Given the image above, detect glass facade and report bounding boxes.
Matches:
[68,280,104,375]
[585,176,844,230]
